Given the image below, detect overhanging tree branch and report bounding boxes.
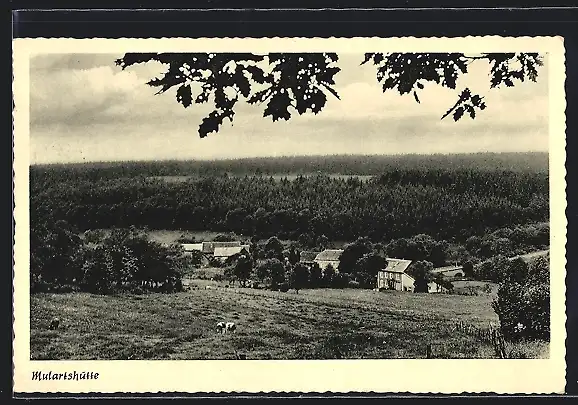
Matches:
[115,51,543,137]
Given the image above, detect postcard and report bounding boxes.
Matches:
[13,36,567,394]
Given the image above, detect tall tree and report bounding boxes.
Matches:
[288,247,300,265]
[264,236,284,261]
[355,253,387,288]
[322,264,336,288]
[233,251,254,287]
[409,260,434,293]
[309,262,323,288]
[338,236,373,275]
[289,263,310,293]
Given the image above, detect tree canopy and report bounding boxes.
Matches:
[116,52,543,138]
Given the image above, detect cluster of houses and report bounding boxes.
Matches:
[181,241,464,294]
[300,249,464,294]
[182,241,250,263]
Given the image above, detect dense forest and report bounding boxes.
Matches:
[31,152,548,180]
[31,159,548,246]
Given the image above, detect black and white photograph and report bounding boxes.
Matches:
[12,37,567,394]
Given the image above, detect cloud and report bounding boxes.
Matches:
[29,53,550,163]
[30,64,144,128]
[30,54,123,72]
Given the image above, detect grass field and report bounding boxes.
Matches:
[31,284,550,361]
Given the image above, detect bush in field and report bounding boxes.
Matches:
[462,261,475,278]
[492,254,550,341]
[331,272,351,289]
[354,253,386,288]
[309,262,323,288]
[31,223,187,294]
[278,282,290,293]
[408,260,434,293]
[288,263,310,293]
[81,245,121,294]
[81,228,186,294]
[223,266,236,284]
[338,237,372,274]
[322,264,336,287]
[506,257,529,283]
[288,247,300,265]
[254,258,286,289]
[474,254,510,282]
[386,234,448,267]
[433,274,454,294]
[185,250,205,267]
[30,219,84,291]
[210,255,228,267]
[233,251,254,286]
[264,236,285,261]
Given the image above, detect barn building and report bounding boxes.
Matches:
[299,251,320,266]
[181,243,203,253]
[201,241,242,255]
[431,265,464,279]
[314,249,344,272]
[214,245,250,261]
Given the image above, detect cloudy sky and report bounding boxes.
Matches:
[29,53,549,164]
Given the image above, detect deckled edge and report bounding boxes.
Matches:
[561,38,569,393]
[12,39,17,397]
[11,391,566,398]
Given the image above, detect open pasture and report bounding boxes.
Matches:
[30,286,514,361]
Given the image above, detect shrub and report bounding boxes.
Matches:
[278,283,289,293]
[492,254,550,341]
[322,264,336,287]
[331,273,351,289]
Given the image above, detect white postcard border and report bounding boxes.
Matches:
[13,36,567,394]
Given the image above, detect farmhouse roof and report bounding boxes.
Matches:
[315,249,344,261]
[182,243,203,252]
[381,258,412,274]
[300,251,320,262]
[432,265,463,274]
[213,245,249,258]
[202,241,242,254]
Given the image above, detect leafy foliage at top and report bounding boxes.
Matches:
[361,52,543,122]
[116,52,542,138]
[116,53,340,138]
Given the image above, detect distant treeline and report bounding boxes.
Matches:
[31,152,548,182]
[31,165,548,243]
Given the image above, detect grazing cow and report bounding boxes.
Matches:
[205,285,212,290]
[49,317,60,330]
[216,321,226,334]
[225,322,236,334]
